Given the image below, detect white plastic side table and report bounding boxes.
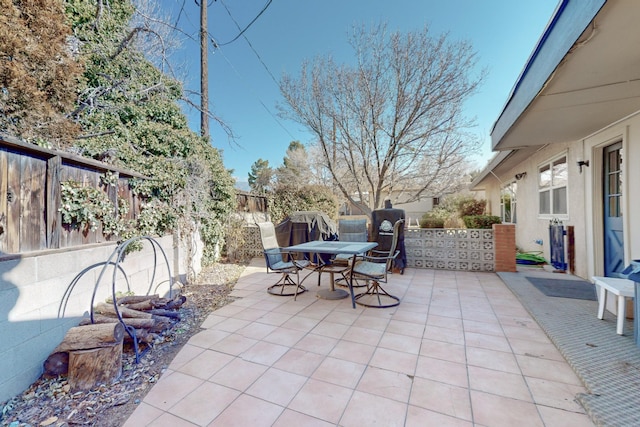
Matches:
[592,276,635,335]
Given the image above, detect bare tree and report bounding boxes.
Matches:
[279,23,485,215]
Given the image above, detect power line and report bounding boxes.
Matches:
[214,0,297,140]
[218,0,281,89]
[216,0,273,46]
[171,0,295,141]
[214,46,296,140]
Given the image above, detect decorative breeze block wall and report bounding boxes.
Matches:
[405,228,495,272]
[235,225,264,261]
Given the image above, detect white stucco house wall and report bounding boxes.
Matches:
[471,0,640,281]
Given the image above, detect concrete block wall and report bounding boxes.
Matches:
[0,234,190,404]
[404,226,516,273]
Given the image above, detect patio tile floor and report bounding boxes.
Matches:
[123,259,596,426]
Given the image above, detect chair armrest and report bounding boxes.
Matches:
[332,252,364,264]
[360,250,399,264]
[278,250,311,269]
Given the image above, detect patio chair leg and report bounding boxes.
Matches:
[294,271,304,301]
[335,275,366,288]
[267,273,307,297]
[354,280,400,308]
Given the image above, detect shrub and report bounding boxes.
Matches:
[444,216,465,229]
[457,198,486,216]
[419,213,445,228]
[462,215,501,229]
[268,185,339,224]
[422,194,488,228]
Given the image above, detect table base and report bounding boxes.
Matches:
[317,288,349,300]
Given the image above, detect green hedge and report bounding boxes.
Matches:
[419,216,445,228]
[462,215,502,229]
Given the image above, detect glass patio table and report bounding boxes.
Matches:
[285,241,377,305]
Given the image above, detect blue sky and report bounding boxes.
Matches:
[165,0,559,184]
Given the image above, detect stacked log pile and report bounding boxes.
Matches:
[43,293,186,390]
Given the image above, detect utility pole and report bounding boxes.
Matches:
[199,0,209,139]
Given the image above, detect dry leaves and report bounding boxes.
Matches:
[1,262,246,427]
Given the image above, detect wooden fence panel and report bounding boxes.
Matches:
[1,136,146,254]
[107,172,118,224]
[20,155,47,251]
[85,167,102,245]
[119,177,140,222]
[47,156,62,249]
[236,192,267,213]
[0,149,48,253]
[6,149,22,253]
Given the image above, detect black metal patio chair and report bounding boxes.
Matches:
[257,222,310,300]
[349,219,404,308]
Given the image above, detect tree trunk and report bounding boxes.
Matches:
[68,342,122,391]
[53,323,125,353]
[43,323,124,378]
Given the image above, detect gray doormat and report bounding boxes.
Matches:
[526,276,597,300]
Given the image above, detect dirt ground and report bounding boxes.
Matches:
[0,261,247,427]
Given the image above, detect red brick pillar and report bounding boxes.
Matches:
[493,224,516,272]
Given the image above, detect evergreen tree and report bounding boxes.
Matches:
[275,141,312,189]
[248,158,273,194]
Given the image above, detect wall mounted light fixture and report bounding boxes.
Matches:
[515,172,527,180]
[577,160,590,173]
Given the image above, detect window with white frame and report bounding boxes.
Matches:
[501,181,517,223]
[538,155,567,216]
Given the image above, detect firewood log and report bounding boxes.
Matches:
[122,299,155,311]
[68,343,122,391]
[79,314,172,333]
[53,323,125,353]
[94,302,152,319]
[147,309,181,320]
[162,295,186,310]
[80,314,156,329]
[116,294,159,305]
[123,328,154,344]
[121,295,184,311]
[43,323,124,378]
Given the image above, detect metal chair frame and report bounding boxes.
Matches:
[257,222,309,300]
[350,219,404,308]
[333,218,369,288]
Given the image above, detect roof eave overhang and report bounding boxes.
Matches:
[491,0,610,151]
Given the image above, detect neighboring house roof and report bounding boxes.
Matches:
[474,0,640,187]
